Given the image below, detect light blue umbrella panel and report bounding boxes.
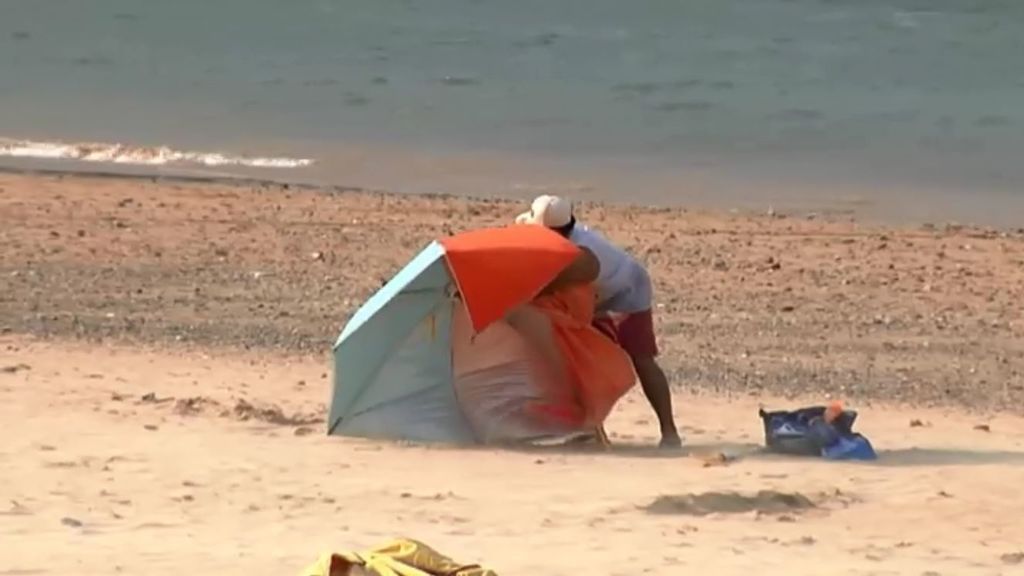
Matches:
[328,241,476,443]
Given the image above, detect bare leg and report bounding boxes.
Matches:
[632,355,681,448]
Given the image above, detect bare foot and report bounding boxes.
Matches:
[659,432,683,450]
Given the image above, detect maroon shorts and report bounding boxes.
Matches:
[592,309,659,359]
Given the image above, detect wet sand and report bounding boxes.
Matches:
[3,171,1024,574]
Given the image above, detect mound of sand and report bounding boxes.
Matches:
[646,490,817,516]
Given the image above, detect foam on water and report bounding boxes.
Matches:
[0,138,313,169]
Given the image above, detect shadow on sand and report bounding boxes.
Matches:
[868,447,1024,467]
[508,440,764,460]
[510,443,1024,467]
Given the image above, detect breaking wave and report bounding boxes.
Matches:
[0,137,313,169]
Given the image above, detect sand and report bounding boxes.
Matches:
[3,337,1024,575]
[2,171,1023,410]
[3,171,1024,574]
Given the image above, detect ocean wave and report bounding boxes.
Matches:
[0,138,313,169]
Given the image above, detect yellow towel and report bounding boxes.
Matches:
[299,538,497,576]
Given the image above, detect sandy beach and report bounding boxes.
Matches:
[3,171,1024,574]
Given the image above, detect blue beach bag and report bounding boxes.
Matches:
[758,405,877,460]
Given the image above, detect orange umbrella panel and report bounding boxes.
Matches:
[439,225,581,333]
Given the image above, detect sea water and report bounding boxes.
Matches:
[2,0,1023,223]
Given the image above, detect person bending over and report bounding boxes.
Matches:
[516,195,682,448]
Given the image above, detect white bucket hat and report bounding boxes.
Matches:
[514,195,573,228]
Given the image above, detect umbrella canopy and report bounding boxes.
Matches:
[440,225,581,333]
[328,225,582,442]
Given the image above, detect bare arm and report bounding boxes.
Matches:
[540,246,600,295]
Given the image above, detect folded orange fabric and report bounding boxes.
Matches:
[528,283,636,428]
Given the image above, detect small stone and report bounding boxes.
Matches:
[973,424,991,432]
[144,424,159,431]
[61,517,83,528]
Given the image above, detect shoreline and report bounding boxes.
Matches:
[5,144,1024,231]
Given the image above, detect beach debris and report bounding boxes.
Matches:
[937,490,954,499]
[61,517,84,528]
[143,424,159,431]
[693,451,734,468]
[139,392,172,404]
[231,399,319,426]
[294,427,314,437]
[909,418,930,428]
[973,423,991,432]
[173,396,218,416]
[310,251,324,261]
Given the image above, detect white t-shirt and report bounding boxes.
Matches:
[568,224,653,314]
